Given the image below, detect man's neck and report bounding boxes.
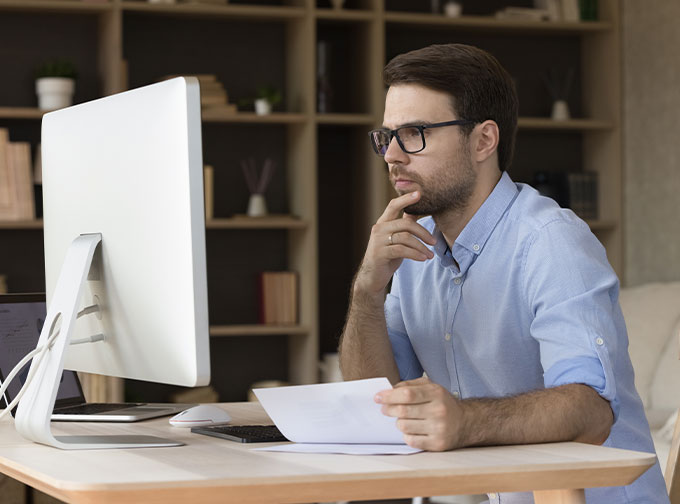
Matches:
[435,169,502,249]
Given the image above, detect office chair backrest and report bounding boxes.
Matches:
[666,330,679,502]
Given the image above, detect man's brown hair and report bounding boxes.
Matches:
[383,43,518,172]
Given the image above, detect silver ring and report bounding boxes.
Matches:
[388,233,394,246]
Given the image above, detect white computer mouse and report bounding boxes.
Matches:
[169,405,231,427]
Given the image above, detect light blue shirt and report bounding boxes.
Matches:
[385,172,668,503]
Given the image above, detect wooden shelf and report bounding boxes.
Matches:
[316,113,376,126]
[518,117,614,131]
[587,220,617,232]
[206,216,307,230]
[0,107,45,120]
[210,324,309,337]
[384,12,611,34]
[0,0,111,13]
[121,1,305,21]
[201,110,307,124]
[0,220,43,229]
[314,8,374,22]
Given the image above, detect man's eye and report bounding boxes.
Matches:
[400,127,420,138]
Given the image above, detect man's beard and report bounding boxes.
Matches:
[392,156,477,217]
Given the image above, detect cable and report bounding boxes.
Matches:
[0,305,104,421]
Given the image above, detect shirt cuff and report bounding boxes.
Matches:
[544,356,620,422]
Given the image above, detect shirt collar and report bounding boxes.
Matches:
[432,172,519,272]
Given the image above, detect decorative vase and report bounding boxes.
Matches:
[551,99,570,121]
[35,77,75,110]
[254,98,272,116]
[444,0,462,17]
[247,193,268,217]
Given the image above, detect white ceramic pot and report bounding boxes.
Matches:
[444,0,462,17]
[247,193,268,217]
[254,98,272,116]
[36,77,75,110]
[551,99,571,121]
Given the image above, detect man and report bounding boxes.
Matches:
[338,44,668,503]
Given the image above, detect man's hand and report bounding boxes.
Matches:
[375,377,465,451]
[354,191,437,296]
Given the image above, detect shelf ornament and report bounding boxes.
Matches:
[241,157,276,217]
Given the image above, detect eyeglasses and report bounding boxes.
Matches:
[368,119,475,156]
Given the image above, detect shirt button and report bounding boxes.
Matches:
[452,391,460,398]
[489,493,497,499]
[445,333,451,341]
[453,277,462,285]
[596,337,604,346]
[473,243,480,251]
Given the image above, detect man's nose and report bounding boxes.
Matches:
[384,136,408,164]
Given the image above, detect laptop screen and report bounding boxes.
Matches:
[0,294,84,408]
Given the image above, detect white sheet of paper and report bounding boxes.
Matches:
[253,377,405,444]
[252,443,421,455]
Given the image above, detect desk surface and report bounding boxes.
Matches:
[0,402,656,504]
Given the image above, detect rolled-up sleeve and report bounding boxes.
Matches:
[385,272,424,381]
[523,218,621,421]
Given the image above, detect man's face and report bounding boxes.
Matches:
[383,84,476,216]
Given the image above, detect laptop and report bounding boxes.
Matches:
[0,293,193,422]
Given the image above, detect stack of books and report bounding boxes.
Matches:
[0,129,35,221]
[259,271,298,325]
[566,171,598,220]
[162,74,236,111]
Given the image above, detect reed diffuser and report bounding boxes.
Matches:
[241,157,276,217]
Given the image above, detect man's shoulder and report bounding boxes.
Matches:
[507,183,589,237]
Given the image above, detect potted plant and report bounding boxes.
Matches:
[35,61,78,111]
[253,85,282,116]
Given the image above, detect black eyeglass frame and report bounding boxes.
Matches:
[368,119,476,156]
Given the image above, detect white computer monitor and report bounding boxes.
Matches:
[14,77,210,450]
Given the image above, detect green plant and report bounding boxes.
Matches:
[256,85,281,105]
[35,61,78,80]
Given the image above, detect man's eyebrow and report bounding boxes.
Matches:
[381,120,432,129]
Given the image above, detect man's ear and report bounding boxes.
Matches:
[473,120,499,164]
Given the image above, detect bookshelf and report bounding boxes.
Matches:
[0,0,623,403]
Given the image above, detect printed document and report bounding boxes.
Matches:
[252,377,422,455]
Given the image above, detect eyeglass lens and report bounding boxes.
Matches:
[372,126,423,155]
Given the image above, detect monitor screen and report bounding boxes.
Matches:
[40,77,210,388]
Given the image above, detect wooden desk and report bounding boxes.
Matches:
[0,402,656,504]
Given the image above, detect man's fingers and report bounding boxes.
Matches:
[385,219,437,247]
[394,377,431,388]
[388,232,435,258]
[376,383,432,405]
[376,191,421,224]
[396,418,430,435]
[381,403,425,419]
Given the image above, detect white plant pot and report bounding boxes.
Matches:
[36,77,75,111]
[551,99,570,121]
[254,98,272,116]
[444,1,462,17]
[247,193,268,217]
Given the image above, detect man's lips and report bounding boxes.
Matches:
[394,178,416,190]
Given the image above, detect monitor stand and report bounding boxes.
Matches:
[14,233,182,450]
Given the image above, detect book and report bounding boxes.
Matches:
[203,164,214,220]
[561,0,580,21]
[566,171,598,220]
[259,271,298,325]
[7,142,35,220]
[0,129,14,220]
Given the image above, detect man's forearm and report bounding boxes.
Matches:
[338,286,400,384]
[458,383,613,447]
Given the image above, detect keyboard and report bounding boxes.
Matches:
[54,403,142,415]
[191,424,288,443]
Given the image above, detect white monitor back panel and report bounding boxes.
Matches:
[41,78,210,387]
